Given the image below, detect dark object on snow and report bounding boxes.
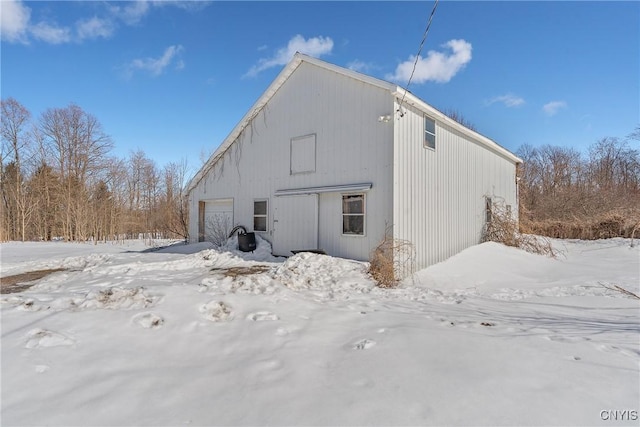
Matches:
[238,232,256,252]
[228,225,248,237]
[291,249,326,255]
[228,225,256,252]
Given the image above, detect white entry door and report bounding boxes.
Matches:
[204,199,233,245]
[273,194,318,256]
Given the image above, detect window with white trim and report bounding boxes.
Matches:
[424,115,436,149]
[253,199,268,232]
[342,194,365,235]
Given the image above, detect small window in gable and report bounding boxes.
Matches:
[424,115,436,150]
[290,134,316,174]
[342,194,365,236]
[254,199,268,232]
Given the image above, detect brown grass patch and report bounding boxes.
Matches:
[0,268,68,294]
[522,209,640,241]
[210,265,271,278]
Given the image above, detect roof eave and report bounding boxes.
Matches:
[186,54,307,193]
[393,89,523,165]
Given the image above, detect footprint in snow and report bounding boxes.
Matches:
[133,312,164,329]
[275,327,290,336]
[25,328,75,349]
[545,335,586,343]
[246,358,286,384]
[595,343,638,358]
[353,339,376,350]
[199,300,233,322]
[246,311,279,321]
[439,319,456,327]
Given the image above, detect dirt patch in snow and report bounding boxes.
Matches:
[210,265,272,278]
[0,269,68,294]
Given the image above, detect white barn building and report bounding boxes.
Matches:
[187,53,521,273]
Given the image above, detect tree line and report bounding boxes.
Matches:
[2,97,638,243]
[1,98,189,243]
[517,130,640,239]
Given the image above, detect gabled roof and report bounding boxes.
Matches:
[187,53,521,193]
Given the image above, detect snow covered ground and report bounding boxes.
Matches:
[1,237,638,426]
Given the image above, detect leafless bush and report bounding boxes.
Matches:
[369,230,415,288]
[483,201,556,257]
[205,215,232,247]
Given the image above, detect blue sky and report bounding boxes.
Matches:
[2,1,638,176]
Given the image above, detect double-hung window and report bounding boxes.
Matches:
[254,200,268,232]
[342,194,365,235]
[424,115,436,150]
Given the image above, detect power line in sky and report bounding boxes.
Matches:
[397,0,439,117]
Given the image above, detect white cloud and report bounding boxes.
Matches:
[486,93,525,108]
[543,101,567,116]
[347,59,374,73]
[126,45,185,77]
[387,39,472,84]
[151,0,210,12]
[110,1,151,25]
[76,16,114,40]
[3,0,208,45]
[245,35,334,77]
[29,21,71,44]
[1,0,31,43]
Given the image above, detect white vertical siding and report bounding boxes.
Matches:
[272,194,318,256]
[392,101,518,272]
[188,58,519,269]
[189,62,395,261]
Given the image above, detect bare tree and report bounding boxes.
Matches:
[517,132,640,239]
[29,162,60,241]
[104,158,129,241]
[161,159,190,239]
[1,98,34,241]
[125,150,161,236]
[39,104,113,241]
[3,99,193,243]
[443,108,477,132]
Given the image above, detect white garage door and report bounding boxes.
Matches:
[204,199,233,245]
